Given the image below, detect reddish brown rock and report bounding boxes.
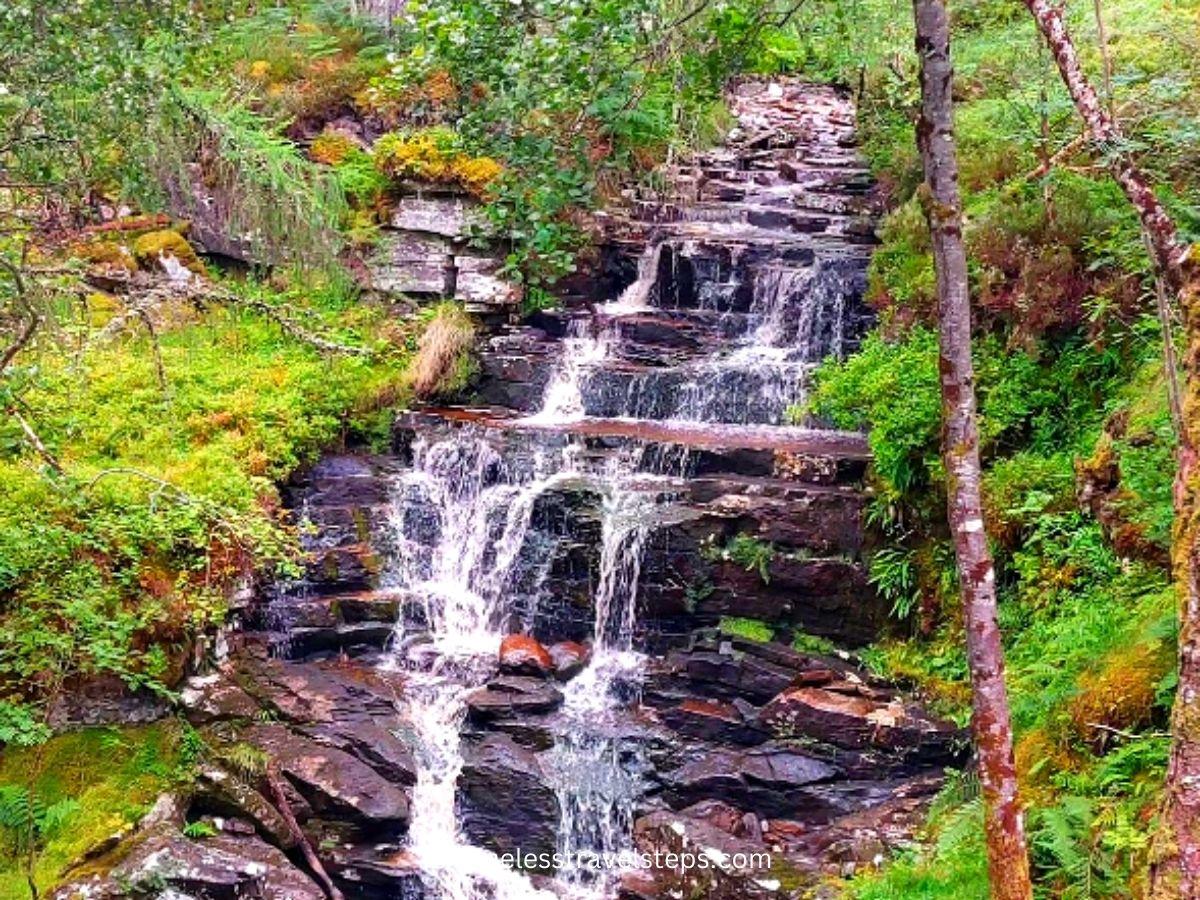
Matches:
[760,686,959,755]
[499,634,554,677]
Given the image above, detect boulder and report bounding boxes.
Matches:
[52,823,324,900]
[631,811,784,900]
[458,734,561,865]
[661,746,838,818]
[658,698,769,746]
[760,686,961,758]
[193,765,296,849]
[241,725,410,827]
[179,671,262,723]
[465,676,564,722]
[548,641,589,681]
[500,634,555,677]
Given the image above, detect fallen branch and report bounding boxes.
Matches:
[206,286,370,356]
[8,406,64,475]
[264,763,346,900]
[85,273,370,357]
[1023,131,1088,181]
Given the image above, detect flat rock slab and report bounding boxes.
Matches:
[53,823,324,900]
[465,675,564,722]
[242,724,410,826]
[760,686,962,758]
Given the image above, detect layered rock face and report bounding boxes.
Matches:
[55,81,962,900]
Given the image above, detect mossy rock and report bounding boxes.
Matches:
[72,239,139,273]
[132,230,208,278]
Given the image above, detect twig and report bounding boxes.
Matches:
[1023,131,1088,180]
[134,307,169,395]
[1086,722,1170,740]
[8,406,63,475]
[0,312,39,376]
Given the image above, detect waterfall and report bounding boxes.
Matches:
[370,81,872,900]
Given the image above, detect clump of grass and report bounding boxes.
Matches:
[407,302,477,400]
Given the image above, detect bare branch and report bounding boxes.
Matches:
[8,406,63,475]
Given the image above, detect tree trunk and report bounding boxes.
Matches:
[1019,2,1200,894]
[911,2,1034,898]
[1023,0,1186,283]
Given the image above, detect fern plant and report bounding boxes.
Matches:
[868,546,920,620]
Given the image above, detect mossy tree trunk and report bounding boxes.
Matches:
[1019,0,1200,894]
[912,1,1034,897]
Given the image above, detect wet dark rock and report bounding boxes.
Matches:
[631,811,784,900]
[465,675,564,722]
[659,745,839,818]
[241,724,410,827]
[458,734,561,865]
[657,697,770,746]
[322,844,429,900]
[548,640,589,681]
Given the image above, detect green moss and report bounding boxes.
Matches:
[130,230,207,277]
[718,617,774,643]
[791,630,838,656]
[0,724,186,894]
[0,276,409,721]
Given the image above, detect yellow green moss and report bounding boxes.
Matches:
[131,230,208,277]
[373,129,503,197]
[0,724,186,895]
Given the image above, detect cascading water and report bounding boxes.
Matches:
[375,80,873,900]
[385,425,671,898]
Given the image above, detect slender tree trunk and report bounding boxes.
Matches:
[912,2,1033,897]
[1023,0,1186,281]
[1018,2,1200,895]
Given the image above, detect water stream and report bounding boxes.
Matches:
[377,82,870,900]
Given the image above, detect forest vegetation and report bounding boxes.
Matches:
[1,0,1199,897]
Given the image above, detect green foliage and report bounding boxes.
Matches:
[868,547,919,620]
[702,533,775,583]
[718,617,774,643]
[359,0,808,285]
[151,88,348,273]
[181,820,218,839]
[803,328,941,501]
